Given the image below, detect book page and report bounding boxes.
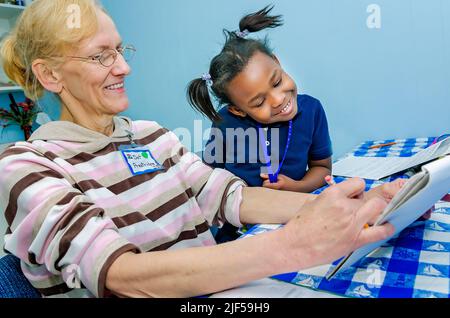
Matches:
[333,137,450,180]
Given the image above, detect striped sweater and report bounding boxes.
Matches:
[0,117,245,298]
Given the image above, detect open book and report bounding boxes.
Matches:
[327,155,450,280]
[332,137,450,180]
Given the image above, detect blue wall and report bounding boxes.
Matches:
[2,0,448,156]
[101,0,449,158]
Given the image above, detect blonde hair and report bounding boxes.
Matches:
[0,0,103,99]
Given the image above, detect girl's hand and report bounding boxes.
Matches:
[260,173,298,191]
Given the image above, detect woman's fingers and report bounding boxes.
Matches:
[356,222,395,249]
[330,177,366,199]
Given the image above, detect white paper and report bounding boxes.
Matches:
[332,137,450,180]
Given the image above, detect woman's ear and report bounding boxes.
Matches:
[32,59,63,94]
[228,105,247,118]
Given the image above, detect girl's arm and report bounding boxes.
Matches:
[261,157,332,193]
[295,157,332,192]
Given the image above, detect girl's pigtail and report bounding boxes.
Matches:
[239,5,283,34]
[187,78,221,122]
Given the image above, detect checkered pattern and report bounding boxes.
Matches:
[242,137,450,298]
[351,137,435,158]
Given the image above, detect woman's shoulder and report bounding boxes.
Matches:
[126,118,179,144]
[0,141,49,171]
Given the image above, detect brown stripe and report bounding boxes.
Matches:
[57,202,97,231]
[65,151,99,166]
[111,212,148,229]
[37,281,88,297]
[98,243,139,298]
[135,127,169,147]
[43,151,58,161]
[28,252,38,265]
[37,282,72,297]
[54,208,104,271]
[107,155,178,195]
[63,128,169,166]
[219,178,242,223]
[145,189,194,222]
[150,221,210,251]
[0,147,42,161]
[76,179,104,192]
[56,192,81,206]
[107,170,163,195]
[5,170,65,227]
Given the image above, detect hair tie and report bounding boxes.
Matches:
[201,73,213,87]
[234,29,249,39]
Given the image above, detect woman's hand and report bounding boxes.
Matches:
[363,178,406,204]
[278,178,395,270]
[363,179,450,223]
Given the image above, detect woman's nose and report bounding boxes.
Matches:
[111,53,131,76]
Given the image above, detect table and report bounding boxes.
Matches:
[211,137,450,298]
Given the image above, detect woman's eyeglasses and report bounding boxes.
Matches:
[67,45,136,67]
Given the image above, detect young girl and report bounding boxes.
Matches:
[187,5,332,193]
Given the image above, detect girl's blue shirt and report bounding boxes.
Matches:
[204,94,333,186]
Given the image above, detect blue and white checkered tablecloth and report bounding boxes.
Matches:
[242,137,450,298]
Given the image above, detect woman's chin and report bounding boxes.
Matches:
[106,99,129,114]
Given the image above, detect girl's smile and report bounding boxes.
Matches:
[226,51,298,125]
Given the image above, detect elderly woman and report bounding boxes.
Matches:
[0,0,400,298]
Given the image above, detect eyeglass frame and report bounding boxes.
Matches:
[66,44,136,67]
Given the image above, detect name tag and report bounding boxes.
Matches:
[121,149,165,175]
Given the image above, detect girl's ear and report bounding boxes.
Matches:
[228,105,247,118]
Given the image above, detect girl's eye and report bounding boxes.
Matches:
[256,99,265,107]
[274,77,282,87]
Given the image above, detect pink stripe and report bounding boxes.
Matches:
[0,156,63,182]
[128,169,187,209]
[133,120,156,132]
[199,172,231,214]
[53,140,85,151]
[90,168,188,210]
[24,183,66,215]
[13,206,43,262]
[78,229,121,290]
[83,160,125,180]
[186,162,211,186]
[129,204,200,246]
[150,138,179,159]
[32,140,63,153]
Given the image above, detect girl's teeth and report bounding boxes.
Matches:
[281,101,291,113]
